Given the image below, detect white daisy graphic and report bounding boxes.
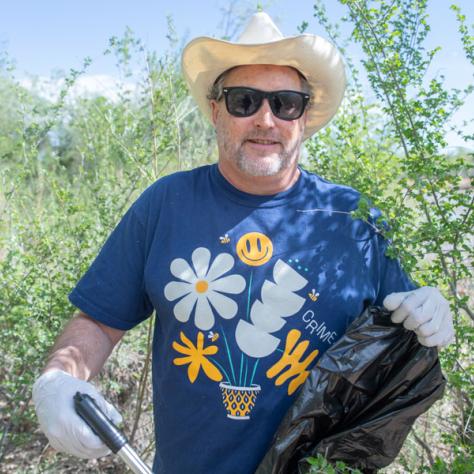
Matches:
[164,247,246,330]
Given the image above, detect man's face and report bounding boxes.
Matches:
[210,65,308,180]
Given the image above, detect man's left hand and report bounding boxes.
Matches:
[383,287,455,348]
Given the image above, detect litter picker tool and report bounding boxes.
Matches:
[74,392,152,474]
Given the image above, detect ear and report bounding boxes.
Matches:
[210,100,220,126]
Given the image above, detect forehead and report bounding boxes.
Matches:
[223,65,303,91]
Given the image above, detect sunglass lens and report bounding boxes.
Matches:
[271,92,305,120]
[226,89,261,117]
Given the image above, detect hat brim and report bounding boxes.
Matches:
[181,34,346,140]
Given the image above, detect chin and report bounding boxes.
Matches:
[237,154,291,177]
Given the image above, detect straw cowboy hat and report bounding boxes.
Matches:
[181,11,346,139]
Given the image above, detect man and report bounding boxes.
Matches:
[33,12,454,474]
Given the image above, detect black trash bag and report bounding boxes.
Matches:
[256,306,446,474]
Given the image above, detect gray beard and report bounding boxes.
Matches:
[236,153,290,176]
[235,140,301,177]
[216,124,304,178]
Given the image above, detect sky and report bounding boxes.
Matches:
[1,0,473,148]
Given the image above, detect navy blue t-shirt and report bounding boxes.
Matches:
[69,164,416,473]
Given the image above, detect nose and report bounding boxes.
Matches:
[252,98,276,129]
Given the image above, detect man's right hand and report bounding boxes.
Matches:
[32,369,122,459]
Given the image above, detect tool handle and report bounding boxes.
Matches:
[74,392,127,454]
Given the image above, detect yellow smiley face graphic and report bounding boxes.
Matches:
[236,232,273,267]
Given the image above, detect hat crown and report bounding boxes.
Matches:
[237,12,284,44]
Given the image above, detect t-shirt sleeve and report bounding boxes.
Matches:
[363,206,418,306]
[373,233,418,306]
[69,203,154,330]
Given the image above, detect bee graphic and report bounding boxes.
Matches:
[219,233,230,244]
[208,331,220,342]
[308,289,320,302]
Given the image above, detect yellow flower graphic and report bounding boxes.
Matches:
[173,331,223,384]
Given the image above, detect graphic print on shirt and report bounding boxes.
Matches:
[164,247,246,331]
[164,232,322,420]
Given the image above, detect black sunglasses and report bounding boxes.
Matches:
[222,87,310,121]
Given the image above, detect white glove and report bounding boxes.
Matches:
[383,286,455,348]
[32,369,122,459]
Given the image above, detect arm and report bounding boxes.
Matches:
[43,312,126,380]
[33,313,126,459]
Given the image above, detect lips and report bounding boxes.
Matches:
[246,138,281,148]
[248,139,279,145]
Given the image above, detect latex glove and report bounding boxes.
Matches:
[32,369,122,459]
[383,286,455,348]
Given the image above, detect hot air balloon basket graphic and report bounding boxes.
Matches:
[219,382,261,420]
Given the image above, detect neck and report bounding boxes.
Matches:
[217,162,301,195]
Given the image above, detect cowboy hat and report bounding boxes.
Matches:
[181,11,346,139]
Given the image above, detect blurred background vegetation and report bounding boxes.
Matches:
[0,1,472,472]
